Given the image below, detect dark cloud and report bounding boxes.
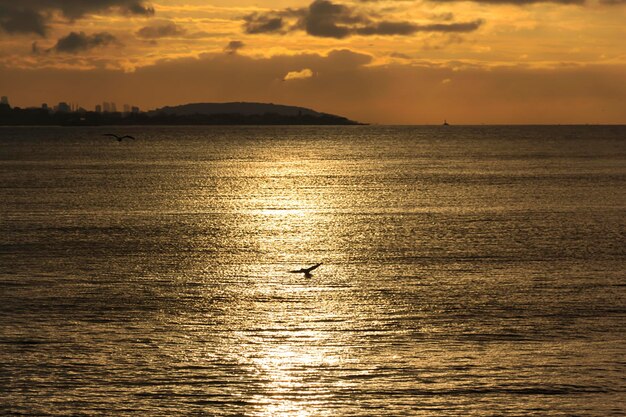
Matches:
[0,1,154,37]
[0,8,47,36]
[52,31,118,54]
[419,21,484,32]
[301,0,367,38]
[243,13,289,34]
[355,20,483,35]
[124,2,153,15]
[136,21,186,39]
[243,0,483,39]
[224,40,245,55]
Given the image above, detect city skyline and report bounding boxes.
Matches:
[0,0,625,124]
[0,96,140,114]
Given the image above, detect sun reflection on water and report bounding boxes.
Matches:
[211,158,351,416]
[257,208,308,217]
[250,340,335,417]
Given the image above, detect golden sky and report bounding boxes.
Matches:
[1,0,625,123]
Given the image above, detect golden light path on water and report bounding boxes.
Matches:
[170,137,529,415]
[248,161,362,417]
[186,154,370,415]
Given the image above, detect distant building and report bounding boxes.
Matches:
[1,96,9,106]
[131,106,140,114]
[42,103,49,111]
[103,102,111,112]
[123,104,131,114]
[95,104,102,113]
[110,102,117,112]
[56,102,71,113]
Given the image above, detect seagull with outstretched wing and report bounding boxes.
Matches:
[103,133,135,142]
[289,263,322,278]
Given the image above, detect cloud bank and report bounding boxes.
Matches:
[244,0,483,38]
[136,21,186,39]
[0,0,153,36]
[2,49,625,124]
[52,31,119,54]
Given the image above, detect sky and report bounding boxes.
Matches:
[0,0,625,124]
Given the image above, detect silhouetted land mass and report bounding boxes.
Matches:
[151,102,325,117]
[0,102,361,126]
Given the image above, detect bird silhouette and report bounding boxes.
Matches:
[103,133,135,142]
[289,263,322,278]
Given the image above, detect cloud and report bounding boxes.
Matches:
[184,31,227,39]
[52,31,119,54]
[284,68,314,81]
[355,20,483,36]
[243,0,483,39]
[300,0,367,38]
[0,8,47,36]
[224,40,245,55]
[390,52,412,59]
[0,1,154,37]
[243,12,292,35]
[136,21,186,39]
[325,48,373,67]
[432,12,455,22]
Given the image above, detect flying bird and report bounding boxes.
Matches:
[289,263,322,278]
[103,133,135,142]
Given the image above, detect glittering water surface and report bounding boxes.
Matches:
[1,125,625,416]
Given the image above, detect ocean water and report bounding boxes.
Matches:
[0,125,624,416]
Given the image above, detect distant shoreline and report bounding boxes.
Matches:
[0,102,363,126]
[0,112,363,126]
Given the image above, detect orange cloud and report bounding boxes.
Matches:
[284,68,314,80]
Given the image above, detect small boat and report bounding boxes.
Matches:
[443,120,450,126]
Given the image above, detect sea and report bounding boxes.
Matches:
[1,125,624,416]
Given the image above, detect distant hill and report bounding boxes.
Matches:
[149,102,326,117]
[146,102,362,125]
